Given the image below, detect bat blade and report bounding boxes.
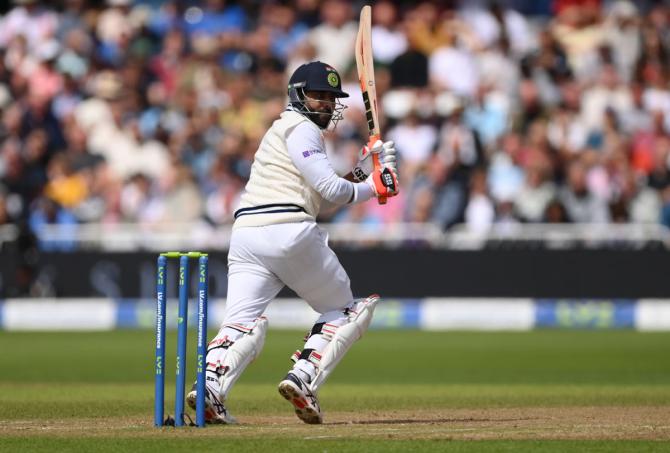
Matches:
[356,5,387,204]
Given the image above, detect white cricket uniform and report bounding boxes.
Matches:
[223,110,374,324]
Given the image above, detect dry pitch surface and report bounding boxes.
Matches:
[3,407,669,441]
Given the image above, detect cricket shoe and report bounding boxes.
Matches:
[277,372,322,424]
[186,374,237,424]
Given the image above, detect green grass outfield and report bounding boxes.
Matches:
[1,329,669,452]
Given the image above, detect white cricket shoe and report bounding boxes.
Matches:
[277,372,322,424]
[186,373,237,424]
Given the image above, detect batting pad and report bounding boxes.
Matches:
[219,316,268,400]
[310,295,379,392]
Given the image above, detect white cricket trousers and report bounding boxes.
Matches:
[223,221,353,324]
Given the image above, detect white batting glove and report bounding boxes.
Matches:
[353,139,397,182]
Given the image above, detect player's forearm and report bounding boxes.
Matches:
[351,181,374,203]
[313,173,374,205]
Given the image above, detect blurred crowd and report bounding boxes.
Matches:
[1,0,670,239]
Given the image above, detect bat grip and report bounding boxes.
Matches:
[370,138,387,205]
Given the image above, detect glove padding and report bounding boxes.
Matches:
[365,166,399,198]
[353,140,397,182]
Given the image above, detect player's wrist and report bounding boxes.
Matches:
[352,166,368,182]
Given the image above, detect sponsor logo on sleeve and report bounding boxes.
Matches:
[302,149,325,158]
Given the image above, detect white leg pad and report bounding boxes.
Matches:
[310,295,379,392]
[218,316,268,399]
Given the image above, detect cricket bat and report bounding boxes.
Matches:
[355,5,387,204]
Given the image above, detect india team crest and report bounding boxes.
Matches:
[327,72,339,87]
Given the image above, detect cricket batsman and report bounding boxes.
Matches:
[187,61,398,424]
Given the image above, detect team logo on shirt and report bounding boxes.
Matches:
[327,72,339,87]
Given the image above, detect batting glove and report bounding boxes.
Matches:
[353,140,397,182]
[365,166,399,198]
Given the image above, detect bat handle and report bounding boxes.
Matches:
[369,137,387,205]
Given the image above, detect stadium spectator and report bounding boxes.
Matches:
[301,0,356,72]
[560,158,611,223]
[0,0,667,247]
[371,0,407,66]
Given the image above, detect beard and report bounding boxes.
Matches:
[311,111,333,129]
